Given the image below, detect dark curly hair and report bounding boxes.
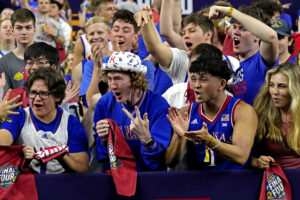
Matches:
[189,44,232,81]
[112,9,139,34]
[24,67,66,107]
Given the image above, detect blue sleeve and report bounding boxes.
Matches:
[93,97,109,160]
[0,109,25,142]
[67,115,88,153]
[139,96,172,170]
[79,60,94,96]
[142,60,155,89]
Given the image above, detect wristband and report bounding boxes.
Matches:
[228,7,234,17]
[209,139,221,150]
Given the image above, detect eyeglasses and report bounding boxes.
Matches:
[25,59,50,67]
[28,91,52,100]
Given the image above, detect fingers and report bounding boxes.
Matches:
[122,107,134,121]
[96,120,110,138]
[202,122,207,130]
[1,72,5,80]
[2,89,11,101]
[9,101,22,111]
[22,146,35,159]
[143,113,149,124]
[111,38,121,52]
[183,111,189,121]
[134,106,142,120]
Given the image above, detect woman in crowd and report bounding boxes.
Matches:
[63,50,74,83]
[0,67,88,173]
[252,62,300,169]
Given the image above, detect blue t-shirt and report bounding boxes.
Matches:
[186,95,246,170]
[231,51,278,105]
[79,57,155,96]
[0,107,88,153]
[93,89,172,172]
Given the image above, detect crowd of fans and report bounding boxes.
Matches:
[0,0,300,176]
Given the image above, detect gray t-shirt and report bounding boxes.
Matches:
[0,52,26,91]
[34,14,64,47]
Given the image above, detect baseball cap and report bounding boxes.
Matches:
[102,52,147,74]
[271,19,291,36]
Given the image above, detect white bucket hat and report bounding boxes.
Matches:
[102,52,147,74]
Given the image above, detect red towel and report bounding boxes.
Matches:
[0,145,38,200]
[4,87,28,108]
[106,119,137,197]
[34,145,69,163]
[259,162,292,200]
[185,82,195,104]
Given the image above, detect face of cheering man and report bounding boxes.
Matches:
[107,71,134,104]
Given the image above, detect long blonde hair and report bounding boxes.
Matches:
[254,63,300,154]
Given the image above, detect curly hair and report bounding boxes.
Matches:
[189,44,232,81]
[254,63,300,155]
[24,67,66,107]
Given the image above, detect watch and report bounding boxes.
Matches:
[142,137,155,147]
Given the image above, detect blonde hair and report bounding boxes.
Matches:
[254,63,300,154]
[63,50,74,75]
[85,16,110,33]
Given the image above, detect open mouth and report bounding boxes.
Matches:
[114,92,121,97]
[233,38,240,46]
[185,42,193,48]
[34,104,43,108]
[118,41,125,45]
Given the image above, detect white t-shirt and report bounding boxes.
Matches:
[160,48,189,85]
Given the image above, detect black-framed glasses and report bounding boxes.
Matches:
[28,91,52,100]
[25,59,50,67]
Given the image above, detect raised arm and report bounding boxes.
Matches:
[209,6,278,66]
[160,0,186,50]
[20,0,31,10]
[135,9,173,69]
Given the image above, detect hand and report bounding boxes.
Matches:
[62,81,80,104]
[134,9,153,27]
[255,155,275,170]
[91,42,108,68]
[44,24,57,37]
[184,122,211,144]
[95,119,110,140]
[282,3,291,9]
[209,6,231,20]
[111,37,121,52]
[0,72,6,90]
[0,90,22,118]
[122,106,151,143]
[22,146,35,159]
[167,107,189,137]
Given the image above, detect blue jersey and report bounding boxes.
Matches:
[186,95,245,170]
[0,107,88,154]
[93,89,172,172]
[231,51,278,105]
